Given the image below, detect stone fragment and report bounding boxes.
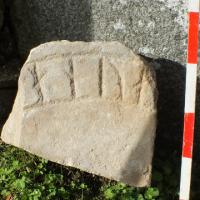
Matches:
[1,41,157,187]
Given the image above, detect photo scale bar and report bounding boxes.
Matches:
[179,2,199,200]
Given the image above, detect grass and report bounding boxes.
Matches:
[0,139,182,200]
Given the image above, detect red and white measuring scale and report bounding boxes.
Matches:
[179,1,199,200]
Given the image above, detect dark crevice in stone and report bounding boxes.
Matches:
[0,1,20,129]
[69,59,76,98]
[98,58,103,97]
[1,0,20,61]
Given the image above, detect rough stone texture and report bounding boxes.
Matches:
[1,41,157,186]
[10,0,187,64]
[0,0,4,30]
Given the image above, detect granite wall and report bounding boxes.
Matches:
[9,0,188,64]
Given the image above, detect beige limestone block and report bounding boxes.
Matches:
[1,41,157,187]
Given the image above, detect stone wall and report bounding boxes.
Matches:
[10,0,187,64]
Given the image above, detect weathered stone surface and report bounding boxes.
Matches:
[10,0,187,64]
[1,41,157,186]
